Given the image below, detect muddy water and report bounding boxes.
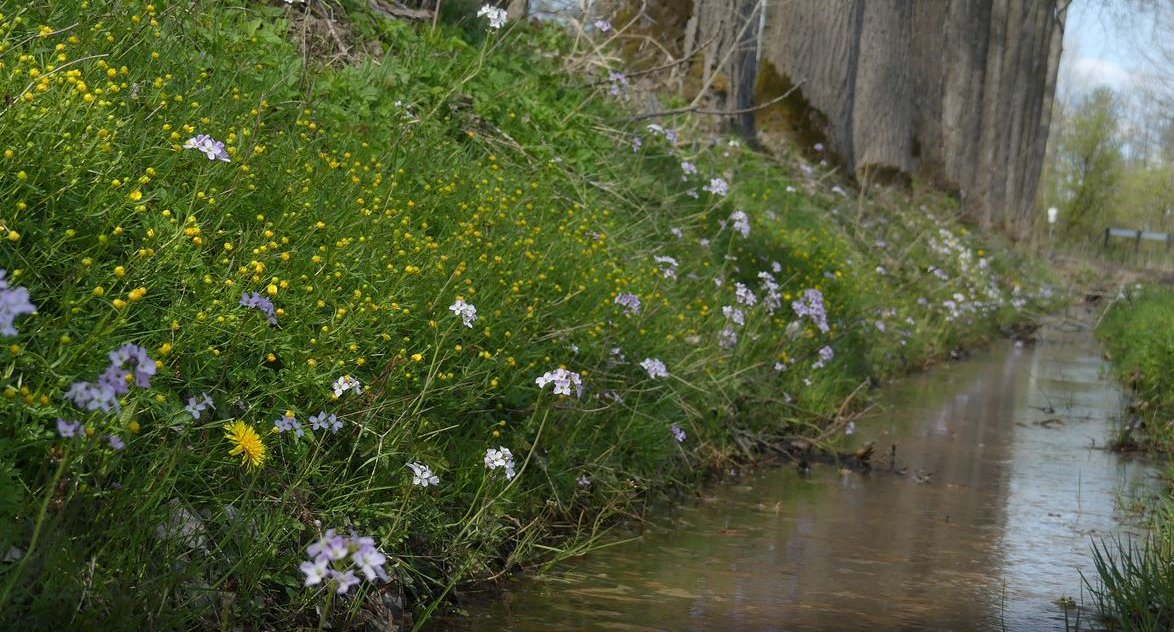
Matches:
[435,313,1155,631]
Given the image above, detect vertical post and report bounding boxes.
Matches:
[1135,230,1142,254]
[1167,233,1172,254]
[1103,228,1110,249]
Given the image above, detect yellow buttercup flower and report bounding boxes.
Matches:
[224,420,266,469]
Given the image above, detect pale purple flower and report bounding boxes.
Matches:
[670,423,686,443]
[64,380,118,412]
[239,291,277,325]
[614,292,641,316]
[185,393,214,420]
[577,474,591,485]
[484,446,516,479]
[722,305,745,327]
[0,270,36,336]
[449,299,478,328]
[734,282,757,307]
[653,256,678,280]
[56,418,82,439]
[680,161,698,176]
[639,357,668,379]
[535,368,583,397]
[730,210,750,238]
[300,556,330,587]
[107,434,125,450]
[593,19,612,31]
[352,541,388,581]
[108,343,155,388]
[182,134,230,162]
[331,375,362,398]
[792,288,829,333]
[274,413,303,437]
[813,345,835,369]
[477,4,507,29]
[331,569,361,594]
[703,177,729,197]
[670,227,684,239]
[310,411,342,433]
[607,71,629,96]
[407,462,439,487]
[719,326,738,350]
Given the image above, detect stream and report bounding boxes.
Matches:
[431,310,1156,631]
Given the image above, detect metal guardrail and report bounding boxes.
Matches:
[1103,227,1174,253]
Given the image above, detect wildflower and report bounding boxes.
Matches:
[813,345,835,369]
[577,474,591,486]
[310,411,342,433]
[407,462,440,487]
[722,305,745,326]
[607,72,629,96]
[484,446,516,479]
[614,292,641,316]
[449,299,478,328]
[640,357,668,379]
[274,413,303,437]
[703,177,729,197]
[0,270,36,337]
[719,326,738,350]
[653,256,678,280]
[56,418,82,439]
[670,423,686,443]
[107,435,125,450]
[670,227,684,239]
[844,421,856,435]
[108,343,156,388]
[224,420,266,468]
[185,393,215,420]
[792,288,830,333]
[680,161,697,176]
[730,210,750,238]
[64,380,118,412]
[182,134,230,162]
[535,368,583,397]
[734,283,757,307]
[301,530,387,594]
[477,4,507,29]
[593,19,612,31]
[332,375,362,397]
[758,271,781,314]
[239,291,277,325]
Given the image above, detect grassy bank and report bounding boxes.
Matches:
[1091,285,1174,630]
[0,1,1057,628]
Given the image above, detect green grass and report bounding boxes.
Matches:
[0,1,1057,628]
[1099,286,1174,450]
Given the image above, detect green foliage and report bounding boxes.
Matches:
[0,0,1056,628]
[1084,535,1174,631]
[1057,87,1126,240]
[1098,286,1174,449]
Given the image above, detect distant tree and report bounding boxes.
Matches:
[1055,86,1123,239]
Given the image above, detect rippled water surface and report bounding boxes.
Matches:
[432,313,1155,631]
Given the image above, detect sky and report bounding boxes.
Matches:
[1059,0,1150,103]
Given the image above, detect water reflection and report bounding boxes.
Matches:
[434,315,1153,631]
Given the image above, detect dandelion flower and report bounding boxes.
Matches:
[224,420,266,469]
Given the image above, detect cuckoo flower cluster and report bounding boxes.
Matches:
[535,368,583,397]
[0,270,35,336]
[64,344,156,413]
[484,447,516,479]
[449,299,478,328]
[614,292,641,316]
[792,288,830,334]
[300,530,387,594]
[239,292,278,325]
[182,134,230,162]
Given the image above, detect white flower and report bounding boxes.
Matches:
[300,556,330,587]
[535,368,583,397]
[639,357,668,379]
[703,177,729,196]
[407,462,440,487]
[449,299,477,328]
[484,447,516,479]
[332,375,362,398]
[477,4,508,29]
[729,210,750,238]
